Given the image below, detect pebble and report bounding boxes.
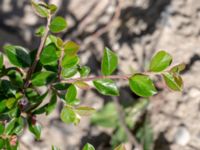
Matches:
[174,126,190,146]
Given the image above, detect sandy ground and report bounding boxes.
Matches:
[0,0,200,150]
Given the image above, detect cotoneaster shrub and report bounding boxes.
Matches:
[0,1,185,150]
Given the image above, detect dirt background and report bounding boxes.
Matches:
[0,0,200,150]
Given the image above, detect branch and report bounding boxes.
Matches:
[113,97,143,150]
[61,74,132,84]
[24,15,52,88]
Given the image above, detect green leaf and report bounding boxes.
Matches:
[6,98,17,109]
[46,92,57,115]
[31,71,56,86]
[62,66,77,78]
[5,118,16,135]
[64,41,80,56]
[4,45,31,67]
[7,70,23,88]
[0,53,3,69]
[61,55,79,68]
[0,138,4,149]
[162,72,183,91]
[53,83,70,91]
[50,16,67,33]
[52,145,60,150]
[149,50,172,72]
[28,123,41,140]
[101,47,118,75]
[91,102,118,128]
[170,63,185,73]
[79,66,90,77]
[0,123,4,135]
[31,1,49,18]
[40,44,59,65]
[75,106,95,116]
[74,81,91,90]
[35,25,45,37]
[82,143,95,150]
[136,117,153,150]
[48,4,57,14]
[60,106,80,125]
[129,74,157,97]
[114,144,126,150]
[65,85,77,105]
[93,79,119,96]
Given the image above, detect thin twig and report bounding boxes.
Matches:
[113,97,143,150]
[61,74,132,84]
[57,48,64,81]
[24,15,52,88]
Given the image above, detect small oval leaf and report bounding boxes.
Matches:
[82,143,95,150]
[101,47,118,75]
[50,16,67,33]
[65,85,77,105]
[31,71,56,86]
[4,45,31,68]
[64,41,80,56]
[149,51,172,72]
[129,74,157,97]
[93,79,119,96]
[162,72,183,91]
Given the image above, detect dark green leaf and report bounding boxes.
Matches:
[64,41,79,56]
[0,123,4,134]
[79,66,90,77]
[31,71,56,86]
[50,16,67,33]
[28,122,41,140]
[4,45,31,67]
[101,47,118,75]
[40,44,59,65]
[46,92,57,115]
[7,70,23,88]
[65,85,77,105]
[82,143,95,150]
[60,106,80,125]
[93,79,119,96]
[162,72,183,91]
[31,1,49,18]
[149,51,172,72]
[129,74,157,97]
[0,138,4,149]
[61,55,79,68]
[53,83,70,91]
[0,53,3,69]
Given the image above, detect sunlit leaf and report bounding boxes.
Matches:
[4,45,31,68]
[28,122,41,140]
[64,41,79,56]
[79,66,90,77]
[93,79,119,96]
[31,71,56,86]
[114,144,126,150]
[82,143,95,150]
[101,47,118,75]
[162,72,183,91]
[40,44,59,65]
[31,1,49,18]
[50,16,67,33]
[129,74,157,97]
[149,51,172,72]
[74,81,91,90]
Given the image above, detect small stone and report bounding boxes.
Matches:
[174,126,190,146]
[189,88,200,98]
